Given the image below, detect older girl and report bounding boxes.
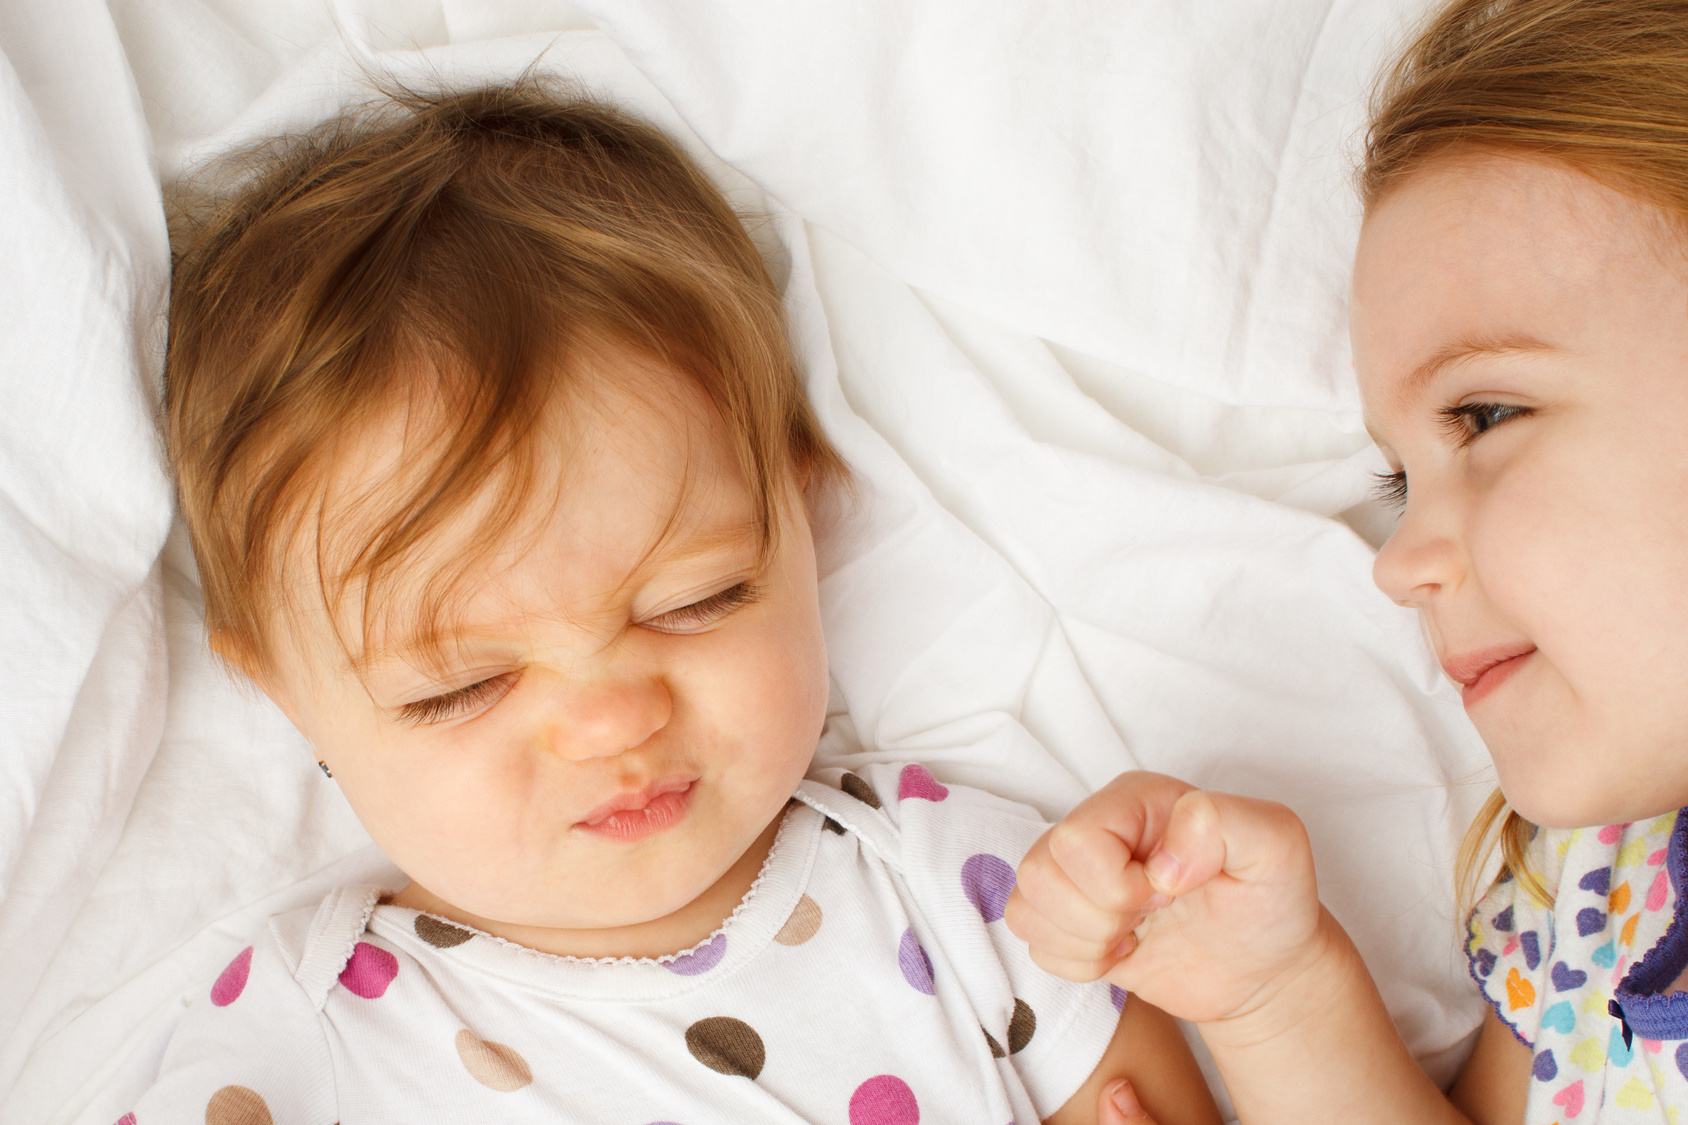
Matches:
[1016,2,1688,1122]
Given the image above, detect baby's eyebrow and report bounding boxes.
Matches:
[1399,333,1557,400]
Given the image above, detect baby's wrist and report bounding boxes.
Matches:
[1195,907,1361,1050]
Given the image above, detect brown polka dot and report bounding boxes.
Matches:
[982,1026,1006,1058]
[455,1028,533,1091]
[686,1016,765,1078]
[823,817,845,835]
[774,895,823,946]
[415,914,473,948]
[840,772,882,809]
[1008,998,1036,1054]
[205,1085,273,1125]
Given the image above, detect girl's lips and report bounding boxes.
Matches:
[575,778,696,843]
[1442,644,1537,707]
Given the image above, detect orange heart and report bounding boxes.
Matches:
[1506,966,1536,1011]
[1610,883,1632,915]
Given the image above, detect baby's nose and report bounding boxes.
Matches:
[542,676,673,760]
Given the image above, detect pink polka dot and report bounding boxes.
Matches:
[113,1114,136,1125]
[338,941,398,998]
[210,946,253,1007]
[850,1075,919,1125]
[897,764,949,803]
[1599,824,1628,844]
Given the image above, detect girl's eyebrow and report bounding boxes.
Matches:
[1398,334,1557,400]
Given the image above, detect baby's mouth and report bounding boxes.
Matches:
[575,778,696,842]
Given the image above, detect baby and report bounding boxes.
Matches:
[132,84,1218,1124]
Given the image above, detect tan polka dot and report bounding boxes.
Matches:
[774,895,823,946]
[686,1016,765,1078]
[455,1028,533,1091]
[982,1026,1006,1059]
[415,914,473,948]
[823,817,845,835]
[205,1085,273,1125]
[1008,998,1036,1054]
[840,772,882,809]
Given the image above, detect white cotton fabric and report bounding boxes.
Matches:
[131,770,1119,1125]
[0,3,1495,1123]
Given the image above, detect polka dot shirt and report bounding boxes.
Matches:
[1469,808,1688,1122]
[125,764,1123,1125]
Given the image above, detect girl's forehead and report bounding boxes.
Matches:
[1351,155,1685,413]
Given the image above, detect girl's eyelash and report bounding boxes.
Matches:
[649,582,762,630]
[399,672,517,726]
[1371,470,1408,511]
[1437,401,1531,445]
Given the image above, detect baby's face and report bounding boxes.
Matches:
[1353,154,1688,828]
[257,352,829,931]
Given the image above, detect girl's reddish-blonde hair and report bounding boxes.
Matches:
[1363,0,1688,908]
[167,82,845,674]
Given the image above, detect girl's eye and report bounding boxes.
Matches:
[644,582,762,634]
[1438,401,1531,445]
[399,672,517,726]
[1371,469,1408,511]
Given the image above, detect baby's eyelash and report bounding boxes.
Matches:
[399,672,516,726]
[1438,402,1531,445]
[648,582,762,631]
[1371,470,1408,511]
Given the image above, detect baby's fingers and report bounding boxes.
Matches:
[1012,840,1139,947]
[1143,790,1312,897]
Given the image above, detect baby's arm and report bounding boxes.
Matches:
[1008,771,1478,1125]
[1046,992,1219,1125]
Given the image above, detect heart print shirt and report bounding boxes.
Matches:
[1469,808,1688,1122]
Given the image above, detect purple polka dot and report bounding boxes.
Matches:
[1109,984,1127,1012]
[665,934,726,976]
[1533,1049,1557,1082]
[211,946,253,1007]
[897,929,936,994]
[961,854,1016,922]
[338,941,398,998]
[849,1074,919,1125]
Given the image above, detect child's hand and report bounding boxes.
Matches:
[1007,771,1328,1028]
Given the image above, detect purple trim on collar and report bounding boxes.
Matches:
[1613,810,1688,1041]
[1464,904,1533,1048]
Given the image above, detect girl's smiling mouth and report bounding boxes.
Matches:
[575,778,697,842]
[1442,644,1537,707]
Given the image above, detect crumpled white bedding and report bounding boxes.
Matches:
[0,1,1490,1121]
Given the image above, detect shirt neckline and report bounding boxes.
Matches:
[1612,808,1688,1039]
[364,800,824,1003]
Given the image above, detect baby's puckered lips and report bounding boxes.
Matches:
[574,777,698,842]
[1441,643,1537,707]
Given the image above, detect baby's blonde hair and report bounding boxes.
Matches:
[166,82,845,675]
[1364,0,1688,907]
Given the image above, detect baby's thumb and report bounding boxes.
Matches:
[1142,789,1309,897]
[1099,1079,1157,1123]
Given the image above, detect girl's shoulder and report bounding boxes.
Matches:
[1467,812,1681,1051]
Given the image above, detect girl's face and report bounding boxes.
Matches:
[1353,155,1688,829]
[257,353,830,937]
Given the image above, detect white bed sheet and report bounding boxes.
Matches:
[0,2,1491,1122]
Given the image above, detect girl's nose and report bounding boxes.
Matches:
[1371,501,1464,609]
[541,675,673,761]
